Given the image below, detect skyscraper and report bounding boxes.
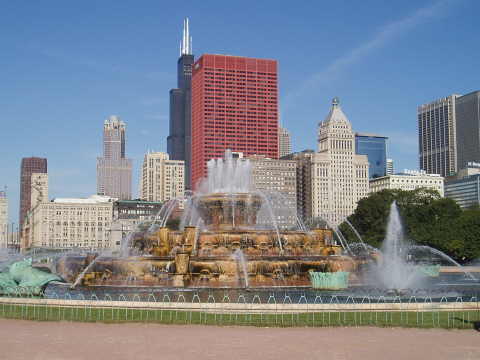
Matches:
[0,190,7,248]
[418,94,460,177]
[278,126,292,157]
[386,158,394,175]
[19,157,47,228]
[167,18,194,189]
[355,133,388,178]
[140,152,185,202]
[191,54,279,188]
[96,116,132,200]
[455,91,480,170]
[311,98,369,225]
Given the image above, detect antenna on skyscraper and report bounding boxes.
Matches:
[181,17,192,56]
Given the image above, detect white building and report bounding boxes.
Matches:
[386,158,394,175]
[22,195,115,250]
[369,170,444,196]
[0,191,7,248]
[30,173,49,209]
[278,126,292,158]
[140,152,184,202]
[311,98,369,225]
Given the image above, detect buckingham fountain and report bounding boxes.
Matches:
[1,151,478,300]
[54,151,362,291]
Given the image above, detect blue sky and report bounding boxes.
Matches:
[1,0,478,224]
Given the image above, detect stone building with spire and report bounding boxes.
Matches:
[305,98,369,225]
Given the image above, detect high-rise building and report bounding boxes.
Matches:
[455,91,480,171]
[418,95,460,177]
[355,133,388,178]
[311,98,369,225]
[248,154,297,227]
[140,152,185,202]
[97,116,132,200]
[278,126,292,157]
[0,191,7,248]
[386,158,394,175]
[191,54,279,188]
[283,150,315,221]
[167,18,194,189]
[19,157,47,228]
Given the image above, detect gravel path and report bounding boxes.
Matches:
[0,319,479,360]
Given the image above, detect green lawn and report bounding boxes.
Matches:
[0,303,478,329]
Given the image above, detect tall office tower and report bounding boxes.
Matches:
[0,191,7,248]
[140,152,185,202]
[312,98,369,225]
[191,54,279,188]
[355,133,388,178]
[283,150,315,221]
[418,94,460,177]
[248,154,297,228]
[386,158,394,175]
[97,116,132,200]
[19,157,47,228]
[167,18,194,189]
[278,126,292,157]
[455,91,480,170]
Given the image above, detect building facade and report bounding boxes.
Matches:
[312,98,369,226]
[19,157,47,228]
[140,152,185,202]
[97,116,132,200]
[22,195,114,250]
[30,173,49,210]
[445,174,480,209]
[278,126,292,158]
[355,133,388,178]
[369,170,444,196]
[386,158,394,175]
[0,191,7,248]
[248,155,297,228]
[418,95,459,177]
[191,54,279,188]
[110,200,164,249]
[455,91,480,171]
[167,18,194,189]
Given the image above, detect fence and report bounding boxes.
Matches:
[0,291,479,328]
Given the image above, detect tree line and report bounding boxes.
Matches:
[338,189,480,264]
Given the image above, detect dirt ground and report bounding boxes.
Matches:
[0,319,479,360]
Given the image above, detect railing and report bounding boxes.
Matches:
[0,291,478,328]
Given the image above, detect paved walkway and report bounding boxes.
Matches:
[0,319,479,360]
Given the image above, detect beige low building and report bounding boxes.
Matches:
[369,170,444,196]
[140,152,185,202]
[22,195,114,250]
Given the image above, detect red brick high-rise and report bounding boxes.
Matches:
[19,157,47,227]
[191,54,279,188]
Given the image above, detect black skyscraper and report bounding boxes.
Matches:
[167,18,194,189]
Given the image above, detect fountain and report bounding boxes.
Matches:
[52,150,361,290]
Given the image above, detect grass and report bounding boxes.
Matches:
[0,303,478,329]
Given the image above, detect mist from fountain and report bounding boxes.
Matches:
[375,201,423,290]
